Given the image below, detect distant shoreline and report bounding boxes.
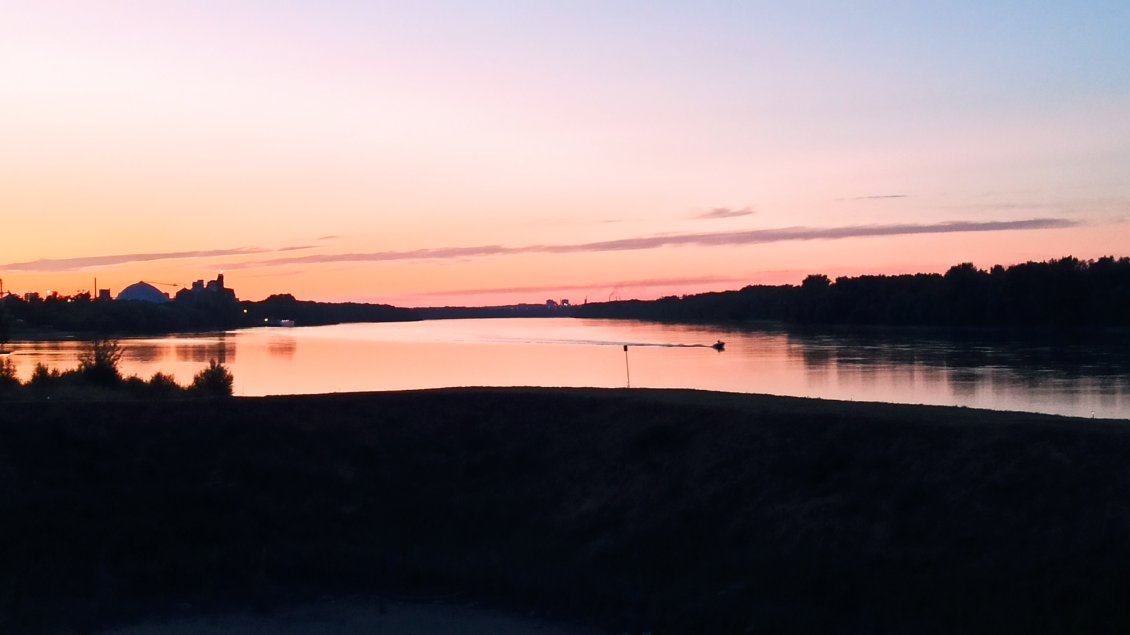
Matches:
[4,388,1130,634]
[4,257,1130,340]
[7,314,1130,344]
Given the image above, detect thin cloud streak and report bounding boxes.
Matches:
[410,275,748,297]
[544,219,1078,254]
[694,207,756,219]
[0,246,310,273]
[837,194,909,201]
[224,218,1078,269]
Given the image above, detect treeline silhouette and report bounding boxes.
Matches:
[574,256,1130,327]
[415,304,571,320]
[4,256,1128,336]
[243,294,420,327]
[0,291,419,336]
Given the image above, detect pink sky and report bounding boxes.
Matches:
[2,2,1127,306]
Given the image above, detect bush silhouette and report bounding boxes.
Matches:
[1,349,235,401]
[149,372,181,391]
[28,363,61,398]
[121,372,185,399]
[29,363,60,385]
[0,357,18,390]
[78,339,124,386]
[190,359,234,397]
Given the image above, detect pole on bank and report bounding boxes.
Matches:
[623,344,631,388]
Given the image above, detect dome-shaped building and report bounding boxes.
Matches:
[116,281,170,303]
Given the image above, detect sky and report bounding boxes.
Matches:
[1,1,1128,306]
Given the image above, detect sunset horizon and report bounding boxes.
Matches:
[3,2,1127,306]
[2,247,1123,309]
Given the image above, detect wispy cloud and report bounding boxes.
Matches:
[937,198,1130,217]
[0,246,311,273]
[694,207,755,219]
[837,194,909,201]
[237,269,305,279]
[411,275,748,297]
[528,216,633,227]
[939,202,1064,211]
[537,218,1077,254]
[222,218,1077,269]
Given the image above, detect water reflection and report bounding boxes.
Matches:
[126,343,165,364]
[173,338,232,364]
[267,337,297,359]
[776,327,1130,417]
[5,320,1130,419]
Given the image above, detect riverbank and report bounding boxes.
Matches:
[3,388,1130,634]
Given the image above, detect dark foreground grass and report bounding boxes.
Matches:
[2,388,1130,634]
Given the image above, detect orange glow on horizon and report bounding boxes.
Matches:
[4,221,1125,309]
[2,4,1127,307]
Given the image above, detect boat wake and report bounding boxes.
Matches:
[484,336,721,349]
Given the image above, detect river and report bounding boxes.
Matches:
[5,318,1130,419]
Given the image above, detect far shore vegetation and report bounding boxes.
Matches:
[0,289,418,338]
[575,255,1130,327]
[0,338,233,400]
[2,256,1129,339]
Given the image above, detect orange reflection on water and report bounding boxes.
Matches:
[4,319,1130,419]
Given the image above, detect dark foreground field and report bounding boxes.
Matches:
[2,389,1130,634]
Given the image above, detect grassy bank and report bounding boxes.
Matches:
[2,389,1130,634]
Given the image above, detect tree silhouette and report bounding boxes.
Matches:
[575,256,1130,328]
[0,357,18,390]
[190,359,234,397]
[78,339,124,386]
[0,305,11,347]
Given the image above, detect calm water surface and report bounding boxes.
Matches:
[6,318,1130,419]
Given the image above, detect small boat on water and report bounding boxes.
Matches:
[712,340,725,351]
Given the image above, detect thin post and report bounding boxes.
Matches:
[623,344,631,388]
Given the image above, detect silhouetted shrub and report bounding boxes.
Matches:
[121,375,148,397]
[149,371,180,389]
[28,363,59,385]
[190,359,234,397]
[0,347,233,401]
[28,363,61,398]
[146,372,183,398]
[120,373,181,400]
[0,357,18,391]
[78,339,124,386]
